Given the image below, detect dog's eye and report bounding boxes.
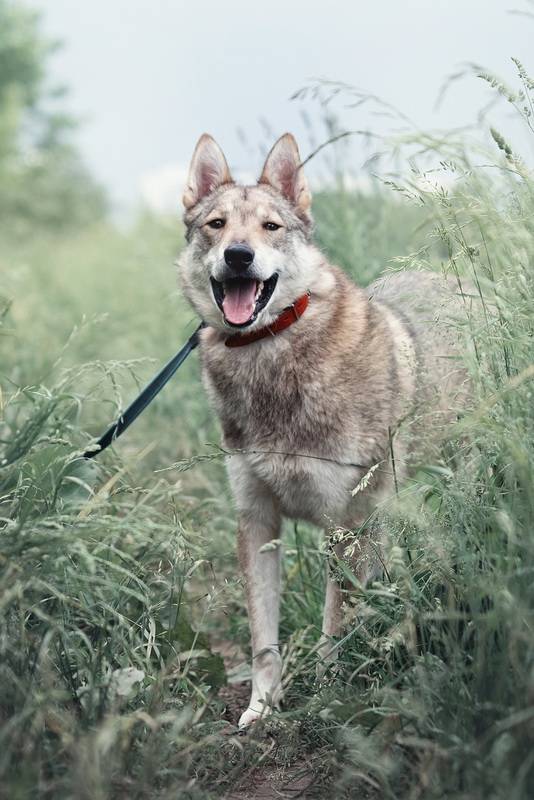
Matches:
[264,222,281,231]
[207,218,225,229]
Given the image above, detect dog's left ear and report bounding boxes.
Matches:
[258,133,311,216]
[183,134,234,210]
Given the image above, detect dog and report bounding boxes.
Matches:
[178,132,469,727]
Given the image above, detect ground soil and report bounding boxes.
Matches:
[213,640,319,799]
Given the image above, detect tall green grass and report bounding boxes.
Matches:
[2,55,534,800]
[301,62,534,799]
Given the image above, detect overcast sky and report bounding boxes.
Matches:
[38,0,534,213]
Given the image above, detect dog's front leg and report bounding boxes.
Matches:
[237,502,282,728]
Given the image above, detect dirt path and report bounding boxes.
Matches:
[212,639,319,799]
[224,764,316,800]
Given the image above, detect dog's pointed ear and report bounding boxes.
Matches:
[183,134,233,210]
[258,133,311,215]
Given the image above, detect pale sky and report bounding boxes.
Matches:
[38,0,534,213]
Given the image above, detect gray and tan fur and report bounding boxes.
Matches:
[179,133,469,727]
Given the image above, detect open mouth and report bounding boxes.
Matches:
[210,274,279,328]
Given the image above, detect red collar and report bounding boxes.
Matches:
[225,292,310,348]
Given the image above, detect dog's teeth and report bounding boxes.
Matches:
[255,282,263,299]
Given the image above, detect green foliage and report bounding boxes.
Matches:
[298,58,534,800]
[312,187,431,284]
[2,9,534,797]
[0,296,232,798]
[0,0,106,239]
[0,0,46,154]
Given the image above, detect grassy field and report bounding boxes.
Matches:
[2,63,534,798]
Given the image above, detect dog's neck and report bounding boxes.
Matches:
[200,262,360,352]
[224,291,310,348]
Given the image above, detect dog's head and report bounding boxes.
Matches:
[179,133,322,331]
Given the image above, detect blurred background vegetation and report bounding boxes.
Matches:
[0,1,106,236]
[2,1,534,799]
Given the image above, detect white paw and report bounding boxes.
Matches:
[238,702,272,728]
[238,649,282,728]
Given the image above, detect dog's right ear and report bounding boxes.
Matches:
[182,134,233,210]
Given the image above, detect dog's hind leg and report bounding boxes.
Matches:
[236,499,282,728]
[316,574,344,677]
[317,527,379,681]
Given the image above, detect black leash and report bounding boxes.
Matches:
[83,322,205,459]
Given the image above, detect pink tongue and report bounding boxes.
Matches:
[222,280,257,325]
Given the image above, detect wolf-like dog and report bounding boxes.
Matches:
[179,133,469,727]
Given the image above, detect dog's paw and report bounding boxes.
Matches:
[238,703,272,729]
[316,659,338,685]
[315,659,328,685]
[315,636,340,684]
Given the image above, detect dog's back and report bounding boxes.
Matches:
[368,269,472,462]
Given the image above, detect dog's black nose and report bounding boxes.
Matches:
[224,244,255,272]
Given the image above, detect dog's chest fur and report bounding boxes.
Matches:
[197,268,431,525]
